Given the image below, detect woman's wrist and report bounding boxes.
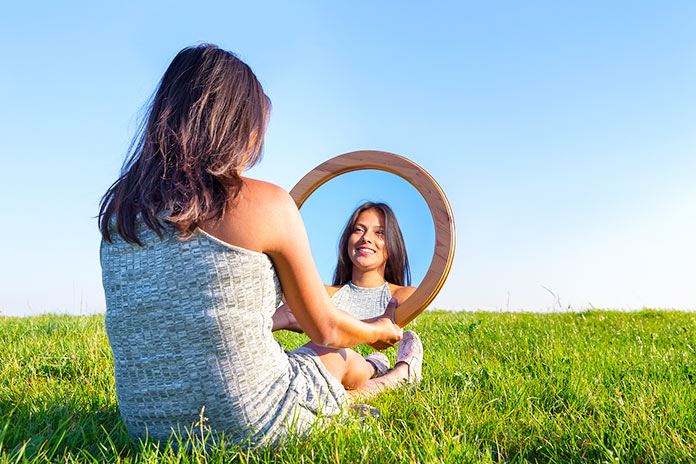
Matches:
[369,317,388,343]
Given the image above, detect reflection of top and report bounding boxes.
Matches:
[331,281,391,320]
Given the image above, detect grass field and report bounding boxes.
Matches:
[1,310,695,463]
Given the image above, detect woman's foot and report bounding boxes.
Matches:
[395,331,423,385]
[364,352,390,378]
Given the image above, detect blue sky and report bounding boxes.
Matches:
[1,1,694,316]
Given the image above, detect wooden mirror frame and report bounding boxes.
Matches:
[290,150,456,327]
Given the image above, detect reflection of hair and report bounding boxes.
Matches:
[332,202,411,287]
[99,44,271,245]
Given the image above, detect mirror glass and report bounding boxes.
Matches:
[299,169,435,290]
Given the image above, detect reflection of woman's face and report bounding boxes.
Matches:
[347,209,388,274]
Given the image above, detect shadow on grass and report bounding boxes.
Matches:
[0,400,135,461]
[0,400,283,462]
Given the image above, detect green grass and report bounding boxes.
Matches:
[1,310,695,463]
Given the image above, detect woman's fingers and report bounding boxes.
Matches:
[366,314,402,350]
[380,316,403,344]
[367,340,391,350]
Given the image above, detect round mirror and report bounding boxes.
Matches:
[290,150,456,327]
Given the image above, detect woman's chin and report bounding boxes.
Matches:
[351,259,383,273]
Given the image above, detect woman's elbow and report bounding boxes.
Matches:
[307,324,343,348]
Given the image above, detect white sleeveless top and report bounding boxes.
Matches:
[101,222,346,446]
[331,281,391,320]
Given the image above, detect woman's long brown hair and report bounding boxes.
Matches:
[99,44,270,245]
[332,202,412,287]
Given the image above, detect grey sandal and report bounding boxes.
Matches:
[395,330,423,385]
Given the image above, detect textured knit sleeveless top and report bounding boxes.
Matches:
[101,221,335,444]
[330,281,391,320]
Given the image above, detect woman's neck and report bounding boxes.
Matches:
[351,270,386,288]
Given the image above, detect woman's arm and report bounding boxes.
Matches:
[261,186,402,348]
[206,179,400,348]
[209,180,399,348]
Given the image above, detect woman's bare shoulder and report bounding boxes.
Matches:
[235,178,297,220]
[389,284,417,303]
[238,177,313,257]
[325,285,340,297]
[242,177,292,203]
[201,178,297,252]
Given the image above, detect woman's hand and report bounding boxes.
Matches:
[271,304,304,333]
[367,297,403,350]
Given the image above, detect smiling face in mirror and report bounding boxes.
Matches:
[299,170,434,319]
[346,208,389,280]
[336,203,408,285]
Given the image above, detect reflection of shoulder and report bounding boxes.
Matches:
[325,285,341,297]
[389,284,417,304]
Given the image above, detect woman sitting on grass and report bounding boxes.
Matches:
[99,44,423,447]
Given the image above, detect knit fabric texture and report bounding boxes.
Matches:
[331,281,391,320]
[101,222,346,447]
